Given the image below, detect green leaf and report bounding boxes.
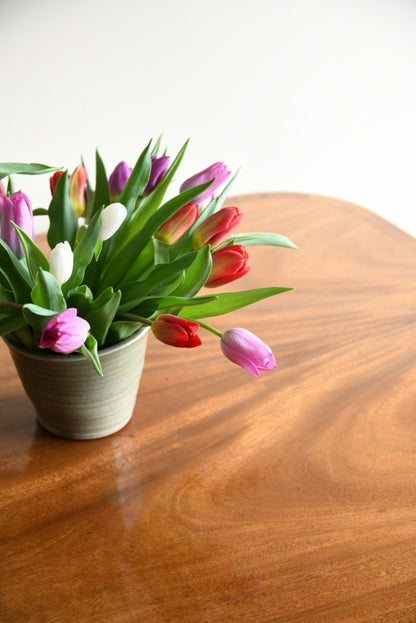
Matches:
[47,171,77,248]
[220,232,298,250]
[0,314,28,335]
[85,288,121,346]
[62,208,103,293]
[22,304,58,329]
[131,139,189,229]
[0,162,61,180]
[119,141,152,212]
[66,284,93,317]
[180,286,293,319]
[7,176,15,194]
[80,334,103,376]
[0,240,32,302]
[91,149,110,217]
[13,224,49,281]
[98,183,212,293]
[171,245,212,297]
[33,208,49,216]
[31,270,66,311]
[106,322,145,346]
[118,250,198,310]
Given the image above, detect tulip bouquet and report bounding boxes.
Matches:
[0,139,296,378]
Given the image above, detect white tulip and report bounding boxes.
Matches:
[49,241,74,285]
[99,203,127,241]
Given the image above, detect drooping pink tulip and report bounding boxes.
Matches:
[39,308,90,354]
[0,190,34,258]
[221,328,277,377]
[151,314,202,348]
[180,162,230,205]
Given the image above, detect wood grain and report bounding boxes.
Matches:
[1,193,416,622]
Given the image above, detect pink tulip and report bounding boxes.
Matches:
[39,308,90,354]
[0,180,6,195]
[0,190,34,258]
[221,328,277,377]
[180,162,230,205]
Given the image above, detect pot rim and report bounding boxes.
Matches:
[3,326,149,363]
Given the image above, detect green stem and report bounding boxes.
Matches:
[119,313,152,325]
[198,320,223,338]
[0,301,22,310]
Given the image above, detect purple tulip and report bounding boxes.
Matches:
[0,190,34,258]
[221,328,277,378]
[143,155,170,196]
[39,308,90,354]
[108,161,132,201]
[180,162,231,206]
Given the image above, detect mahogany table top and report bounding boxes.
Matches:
[1,193,416,622]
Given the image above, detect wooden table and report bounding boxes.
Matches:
[1,193,416,622]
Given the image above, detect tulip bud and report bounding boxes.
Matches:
[221,328,277,377]
[49,241,74,285]
[0,190,34,258]
[49,170,65,195]
[108,161,132,201]
[144,155,170,196]
[151,314,202,348]
[205,245,250,288]
[154,203,199,244]
[69,165,88,218]
[180,162,231,206]
[0,180,6,195]
[39,308,90,354]
[192,206,242,249]
[99,203,127,241]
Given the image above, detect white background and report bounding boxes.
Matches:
[1,0,416,236]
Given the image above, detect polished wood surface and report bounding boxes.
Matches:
[1,193,416,622]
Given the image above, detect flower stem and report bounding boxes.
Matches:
[119,313,152,325]
[198,320,223,338]
[0,301,22,310]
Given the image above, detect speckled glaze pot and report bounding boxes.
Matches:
[5,328,149,440]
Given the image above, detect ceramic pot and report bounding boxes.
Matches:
[5,328,149,440]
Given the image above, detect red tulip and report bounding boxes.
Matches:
[192,206,242,249]
[205,245,250,287]
[151,314,202,348]
[49,170,65,195]
[69,165,88,218]
[155,203,199,244]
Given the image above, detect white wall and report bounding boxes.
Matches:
[1,0,416,236]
